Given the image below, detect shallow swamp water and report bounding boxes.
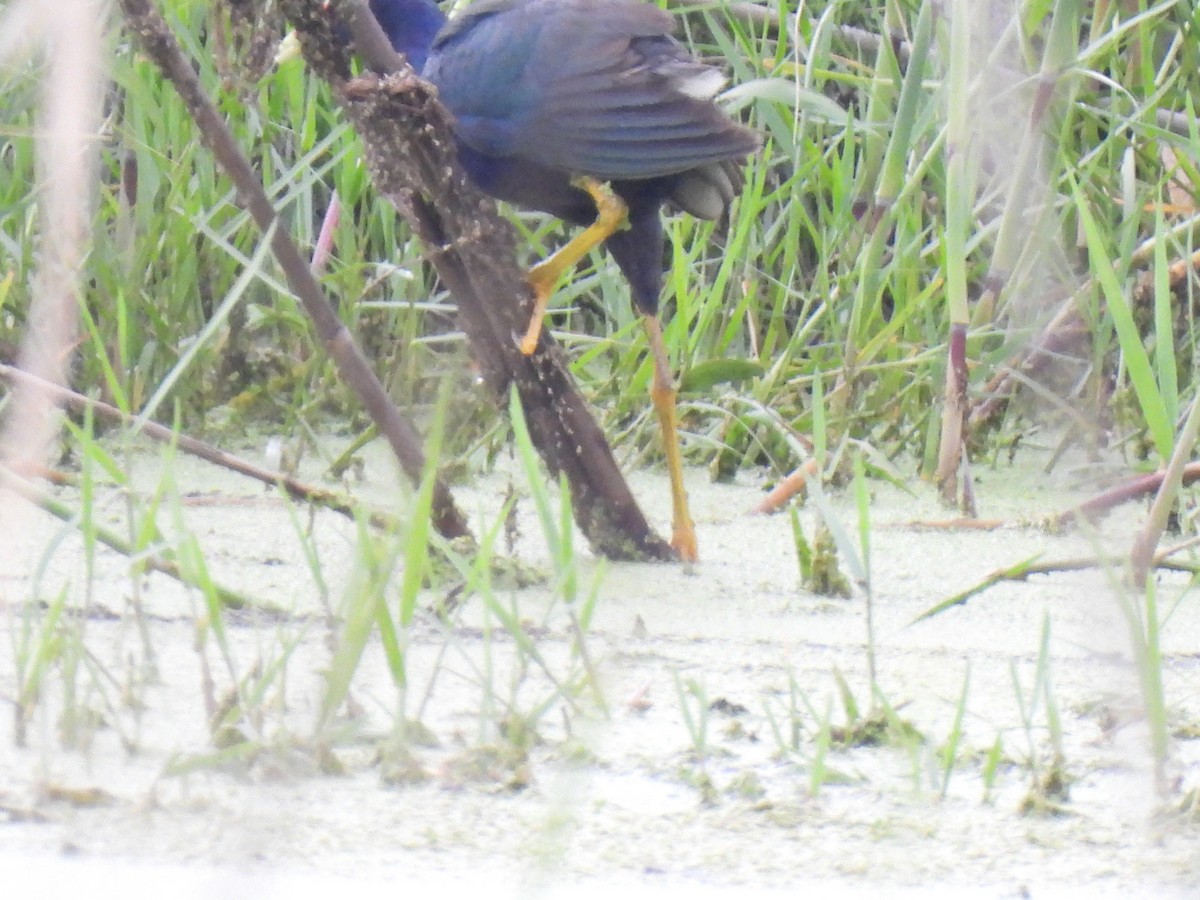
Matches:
[1,438,1197,897]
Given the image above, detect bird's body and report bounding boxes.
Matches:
[370,0,756,315]
[362,0,757,560]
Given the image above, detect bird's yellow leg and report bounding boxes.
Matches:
[518,176,628,355]
[642,315,697,563]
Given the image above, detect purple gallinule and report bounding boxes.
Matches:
[366,0,757,560]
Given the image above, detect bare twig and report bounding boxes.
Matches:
[116,0,472,544]
[1053,462,1200,529]
[1130,395,1200,586]
[913,549,1200,623]
[0,364,402,531]
[668,1,913,68]
[749,458,819,515]
[897,518,1006,531]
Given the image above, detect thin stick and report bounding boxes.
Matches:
[666,2,913,68]
[1053,461,1200,528]
[0,364,401,531]
[1130,394,1200,586]
[749,458,819,515]
[116,0,472,544]
[913,550,1200,623]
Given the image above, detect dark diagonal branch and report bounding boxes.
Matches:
[279,0,675,560]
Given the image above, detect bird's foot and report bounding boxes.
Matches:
[671,523,698,564]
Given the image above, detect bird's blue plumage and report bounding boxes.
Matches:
[367,0,757,315]
[367,0,444,71]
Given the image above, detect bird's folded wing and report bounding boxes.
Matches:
[428,0,757,181]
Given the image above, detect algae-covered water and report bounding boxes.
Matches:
[1,439,1197,896]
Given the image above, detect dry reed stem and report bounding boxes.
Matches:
[0,1,104,550]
